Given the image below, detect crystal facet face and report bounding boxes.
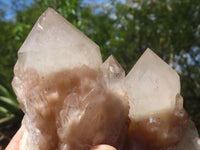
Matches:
[125,48,180,121]
[12,8,200,150]
[16,8,102,77]
[100,55,125,96]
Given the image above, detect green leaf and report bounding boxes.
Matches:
[0,96,19,115]
[0,106,9,118]
[0,114,15,128]
[0,85,12,99]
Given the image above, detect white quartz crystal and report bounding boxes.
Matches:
[15,8,102,77]
[125,48,180,120]
[100,55,125,96]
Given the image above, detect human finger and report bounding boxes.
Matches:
[5,126,24,150]
[90,144,117,150]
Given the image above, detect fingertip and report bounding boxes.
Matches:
[90,144,117,150]
[5,126,24,150]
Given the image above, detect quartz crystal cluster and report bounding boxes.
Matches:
[12,8,200,150]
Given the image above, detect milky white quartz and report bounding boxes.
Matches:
[124,48,200,150]
[100,55,125,96]
[15,8,102,77]
[125,48,180,120]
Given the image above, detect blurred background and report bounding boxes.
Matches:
[0,0,200,148]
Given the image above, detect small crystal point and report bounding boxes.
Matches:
[125,48,180,120]
[101,55,125,84]
[16,8,102,77]
[102,55,125,79]
[100,55,125,96]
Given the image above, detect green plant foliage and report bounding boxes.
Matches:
[0,84,23,148]
[0,85,22,126]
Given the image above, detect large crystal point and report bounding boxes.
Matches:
[125,48,200,150]
[125,48,180,120]
[12,8,129,150]
[15,8,102,77]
